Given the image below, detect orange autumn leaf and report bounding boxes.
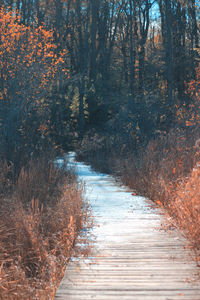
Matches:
[155,200,162,207]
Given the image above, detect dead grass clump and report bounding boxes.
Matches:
[114,128,198,204]
[168,166,200,249]
[16,156,67,207]
[0,155,84,299]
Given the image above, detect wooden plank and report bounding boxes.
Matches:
[55,154,200,300]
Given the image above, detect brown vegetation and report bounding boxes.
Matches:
[0,155,84,299]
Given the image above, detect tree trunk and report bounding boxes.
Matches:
[129,0,136,98]
[164,0,173,105]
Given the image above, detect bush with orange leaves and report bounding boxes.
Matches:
[0,7,68,169]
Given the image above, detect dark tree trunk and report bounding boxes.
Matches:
[164,0,173,105]
[90,0,99,82]
[129,0,136,98]
[138,0,150,93]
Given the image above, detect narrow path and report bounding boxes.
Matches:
[55,153,200,300]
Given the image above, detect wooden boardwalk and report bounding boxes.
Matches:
[55,154,200,300]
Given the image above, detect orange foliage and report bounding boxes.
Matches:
[0,7,68,105]
[188,64,200,101]
[185,64,200,127]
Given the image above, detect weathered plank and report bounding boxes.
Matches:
[55,153,200,300]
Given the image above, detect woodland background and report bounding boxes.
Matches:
[0,0,199,168]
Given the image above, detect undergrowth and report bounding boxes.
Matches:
[0,154,84,299]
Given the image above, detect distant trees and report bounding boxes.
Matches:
[0,0,199,152]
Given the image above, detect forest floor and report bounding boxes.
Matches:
[55,153,200,300]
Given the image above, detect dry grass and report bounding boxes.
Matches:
[168,166,200,250]
[115,128,197,203]
[0,155,84,299]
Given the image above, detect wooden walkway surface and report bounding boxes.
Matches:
[55,154,200,300]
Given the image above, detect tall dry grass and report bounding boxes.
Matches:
[115,128,198,203]
[166,165,200,250]
[0,155,84,299]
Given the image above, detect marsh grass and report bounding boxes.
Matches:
[0,154,84,299]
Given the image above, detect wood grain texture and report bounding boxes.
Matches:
[55,154,200,300]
